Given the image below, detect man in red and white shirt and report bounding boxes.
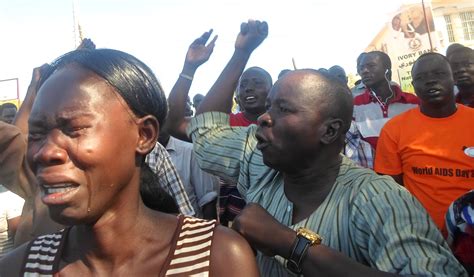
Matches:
[346,51,419,168]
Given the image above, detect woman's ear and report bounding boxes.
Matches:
[135,115,159,155]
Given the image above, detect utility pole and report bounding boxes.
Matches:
[421,0,434,51]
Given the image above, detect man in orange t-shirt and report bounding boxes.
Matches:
[375,52,474,230]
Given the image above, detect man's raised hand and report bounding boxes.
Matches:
[235,20,268,54]
[185,29,218,69]
[77,38,96,50]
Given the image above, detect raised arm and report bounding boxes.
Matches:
[13,38,95,135]
[77,38,96,50]
[196,20,268,115]
[13,64,50,135]
[164,30,217,141]
[0,122,34,199]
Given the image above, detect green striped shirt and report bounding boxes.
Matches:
[188,112,467,277]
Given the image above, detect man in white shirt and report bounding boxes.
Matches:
[147,131,219,219]
[0,185,24,258]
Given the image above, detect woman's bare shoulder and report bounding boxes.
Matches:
[210,225,260,277]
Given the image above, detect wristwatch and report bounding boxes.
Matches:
[286,227,322,274]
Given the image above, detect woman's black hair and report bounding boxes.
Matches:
[38,48,167,127]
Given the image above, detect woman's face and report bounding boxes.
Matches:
[27,66,141,225]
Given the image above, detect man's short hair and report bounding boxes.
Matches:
[367,51,392,70]
[446,43,465,58]
[1,103,17,111]
[412,52,450,75]
[448,46,474,59]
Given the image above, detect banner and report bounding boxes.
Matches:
[366,3,441,93]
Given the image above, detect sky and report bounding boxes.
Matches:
[0,0,411,101]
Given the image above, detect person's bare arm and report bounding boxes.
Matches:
[77,38,96,50]
[7,216,21,238]
[196,20,268,116]
[164,30,217,141]
[0,122,34,199]
[13,38,95,135]
[211,225,260,277]
[13,64,50,135]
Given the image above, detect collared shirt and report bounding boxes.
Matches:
[350,82,366,98]
[229,111,255,127]
[153,137,219,218]
[146,143,194,216]
[220,112,257,224]
[344,123,374,169]
[349,85,419,168]
[188,112,467,277]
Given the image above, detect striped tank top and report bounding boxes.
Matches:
[21,215,217,276]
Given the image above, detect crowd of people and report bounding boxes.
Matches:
[0,19,473,276]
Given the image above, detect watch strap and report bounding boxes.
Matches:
[286,235,312,274]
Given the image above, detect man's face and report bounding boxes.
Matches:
[358,53,386,89]
[237,68,271,116]
[255,72,326,173]
[1,107,17,124]
[449,50,474,89]
[412,55,454,108]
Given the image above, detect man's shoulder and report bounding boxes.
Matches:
[353,90,371,105]
[169,136,193,150]
[338,158,405,199]
[0,186,24,206]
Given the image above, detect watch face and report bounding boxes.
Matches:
[297,228,322,245]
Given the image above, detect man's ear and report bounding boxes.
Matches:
[321,118,343,145]
[135,115,159,155]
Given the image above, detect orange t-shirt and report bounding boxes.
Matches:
[375,105,474,230]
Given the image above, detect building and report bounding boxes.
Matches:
[432,0,474,51]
